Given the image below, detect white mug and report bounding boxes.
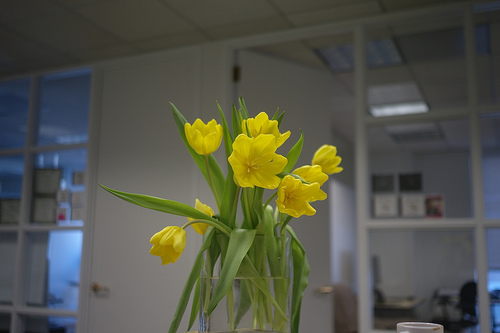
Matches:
[397,322,444,333]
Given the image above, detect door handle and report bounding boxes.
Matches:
[317,285,334,294]
[91,282,110,297]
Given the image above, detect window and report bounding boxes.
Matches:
[0,68,91,332]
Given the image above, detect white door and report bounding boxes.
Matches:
[83,49,207,332]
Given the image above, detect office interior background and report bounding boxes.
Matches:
[0,0,500,332]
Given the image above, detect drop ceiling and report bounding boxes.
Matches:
[0,0,472,78]
[1,0,500,153]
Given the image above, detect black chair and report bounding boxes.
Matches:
[457,281,478,331]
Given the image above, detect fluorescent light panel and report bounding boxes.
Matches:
[370,101,429,117]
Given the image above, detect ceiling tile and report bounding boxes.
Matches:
[0,0,61,24]
[0,27,73,63]
[289,1,382,26]
[306,33,354,48]
[380,0,458,12]
[76,0,195,41]
[254,40,326,68]
[164,0,279,29]
[53,0,118,7]
[133,31,209,52]
[271,0,375,15]
[72,45,138,62]
[205,16,290,40]
[5,6,124,53]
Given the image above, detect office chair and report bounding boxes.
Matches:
[457,281,478,332]
[333,283,358,333]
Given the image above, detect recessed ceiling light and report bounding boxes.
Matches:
[370,101,429,117]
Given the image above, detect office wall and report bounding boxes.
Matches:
[89,46,210,332]
[86,42,355,332]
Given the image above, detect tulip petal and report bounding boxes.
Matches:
[150,226,187,265]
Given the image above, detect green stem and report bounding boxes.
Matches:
[231,186,241,229]
[242,188,253,226]
[203,252,212,313]
[264,192,277,209]
[242,256,289,322]
[279,213,293,234]
[182,219,231,237]
[205,155,221,211]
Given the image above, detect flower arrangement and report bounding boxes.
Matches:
[100,98,342,333]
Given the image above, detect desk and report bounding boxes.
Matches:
[374,297,424,318]
[373,297,425,330]
[375,297,425,311]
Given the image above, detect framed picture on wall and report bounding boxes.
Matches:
[426,194,445,218]
[399,173,422,192]
[373,194,398,218]
[401,194,426,217]
[372,174,395,193]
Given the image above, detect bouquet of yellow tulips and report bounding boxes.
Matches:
[100,98,342,333]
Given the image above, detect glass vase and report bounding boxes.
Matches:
[199,235,291,333]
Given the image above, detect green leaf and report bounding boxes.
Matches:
[234,279,252,326]
[168,227,215,333]
[239,97,250,119]
[187,276,200,330]
[286,225,310,333]
[276,110,285,127]
[207,229,256,314]
[271,107,280,121]
[217,102,233,160]
[221,174,239,229]
[282,131,304,174]
[170,103,225,200]
[99,184,232,235]
[217,102,240,229]
[231,104,243,139]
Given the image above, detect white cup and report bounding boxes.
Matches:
[397,322,444,333]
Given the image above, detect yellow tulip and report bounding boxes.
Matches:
[293,165,328,185]
[242,112,290,147]
[188,199,214,235]
[228,134,287,189]
[276,175,322,218]
[149,226,186,265]
[311,144,343,175]
[184,118,223,155]
[292,165,328,201]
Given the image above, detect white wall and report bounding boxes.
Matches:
[330,180,357,289]
[85,42,356,332]
[237,49,355,332]
[87,46,211,332]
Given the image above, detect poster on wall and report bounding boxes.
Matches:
[372,174,395,193]
[426,194,445,218]
[401,194,426,217]
[72,171,85,185]
[399,173,422,192]
[373,194,398,218]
